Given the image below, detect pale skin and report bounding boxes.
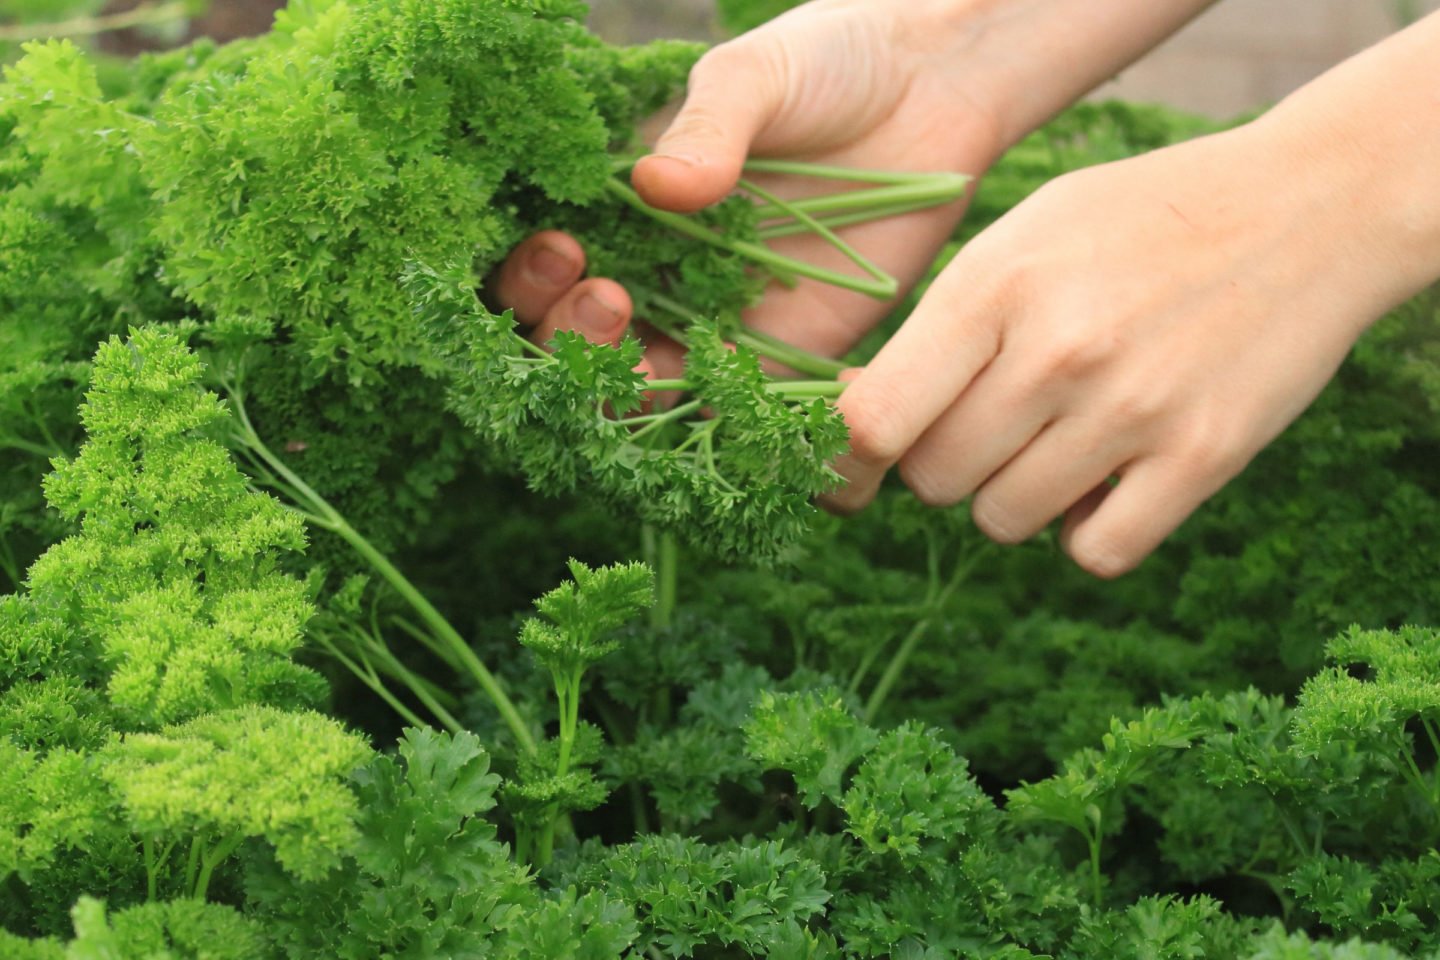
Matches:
[492,0,1440,577]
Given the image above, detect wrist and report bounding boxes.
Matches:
[1256,13,1440,317]
[923,0,1220,153]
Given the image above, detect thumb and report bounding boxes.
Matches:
[632,43,781,214]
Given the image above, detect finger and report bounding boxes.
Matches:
[896,352,1060,509]
[826,256,1006,510]
[1060,455,1234,579]
[492,231,586,327]
[817,368,880,514]
[963,418,1129,545]
[631,41,782,213]
[530,278,632,348]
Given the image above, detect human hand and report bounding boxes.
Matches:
[494,0,1013,372]
[831,116,1419,577]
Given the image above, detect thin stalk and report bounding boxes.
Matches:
[1085,824,1104,907]
[311,631,431,730]
[605,179,897,300]
[652,530,678,633]
[625,399,705,443]
[735,329,848,379]
[143,836,158,902]
[227,388,535,754]
[737,176,892,291]
[1422,716,1440,766]
[183,834,201,896]
[0,0,190,41]
[739,158,966,185]
[0,435,60,459]
[748,179,970,222]
[387,617,466,705]
[758,198,944,241]
[846,627,899,697]
[357,632,466,733]
[192,834,245,902]
[640,378,845,400]
[863,543,985,724]
[643,287,846,379]
[0,536,20,589]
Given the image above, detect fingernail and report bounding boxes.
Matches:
[576,292,622,335]
[527,244,577,288]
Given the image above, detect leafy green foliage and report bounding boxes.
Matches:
[2,8,1439,958]
[575,835,830,957]
[413,261,849,563]
[103,705,369,889]
[28,328,324,729]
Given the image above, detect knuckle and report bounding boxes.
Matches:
[1170,409,1250,476]
[1106,381,1168,427]
[1031,328,1114,382]
[839,388,911,466]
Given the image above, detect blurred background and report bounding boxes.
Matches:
[2,0,1438,119]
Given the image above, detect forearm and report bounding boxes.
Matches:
[926,0,1222,149]
[1256,11,1440,310]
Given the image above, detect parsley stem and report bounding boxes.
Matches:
[642,288,847,379]
[227,388,537,755]
[605,179,898,300]
[641,379,846,400]
[757,198,945,241]
[748,179,970,223]
[740,158,966,186]
[863,539,986,725]
[737,176,893,293]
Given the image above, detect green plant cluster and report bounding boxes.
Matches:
[3,0,1440,957]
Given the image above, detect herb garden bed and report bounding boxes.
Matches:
[2,1,1439,957]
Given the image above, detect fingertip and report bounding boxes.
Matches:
[532,277,633,347]
[632,154,738,214]
[494,231,587,326]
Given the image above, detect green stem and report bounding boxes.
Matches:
[758,198,947,241]
[739,158,966,185]
[0,535,20,590]
[183,834,201,896]
[846,628,898,697]
[143,836,158,902]
[606,179,898,300]
[0,0,190,41]
[652,531,678,633]
[386,618,465,706]
[640,378,845,400]
[625,399,705,443]
[192,834,246,902]
[643,288,847,379]
[312,630,432,731]
[737,176,894,291]
[0,435,60,459]
[735,329,848,379]
[862,543,985,724]
[748,179,971,223]
[227,388,535,754]
[1086,824,1104,907]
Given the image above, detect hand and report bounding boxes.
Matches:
[494,0,1011,374]
[832,117,1412,577]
